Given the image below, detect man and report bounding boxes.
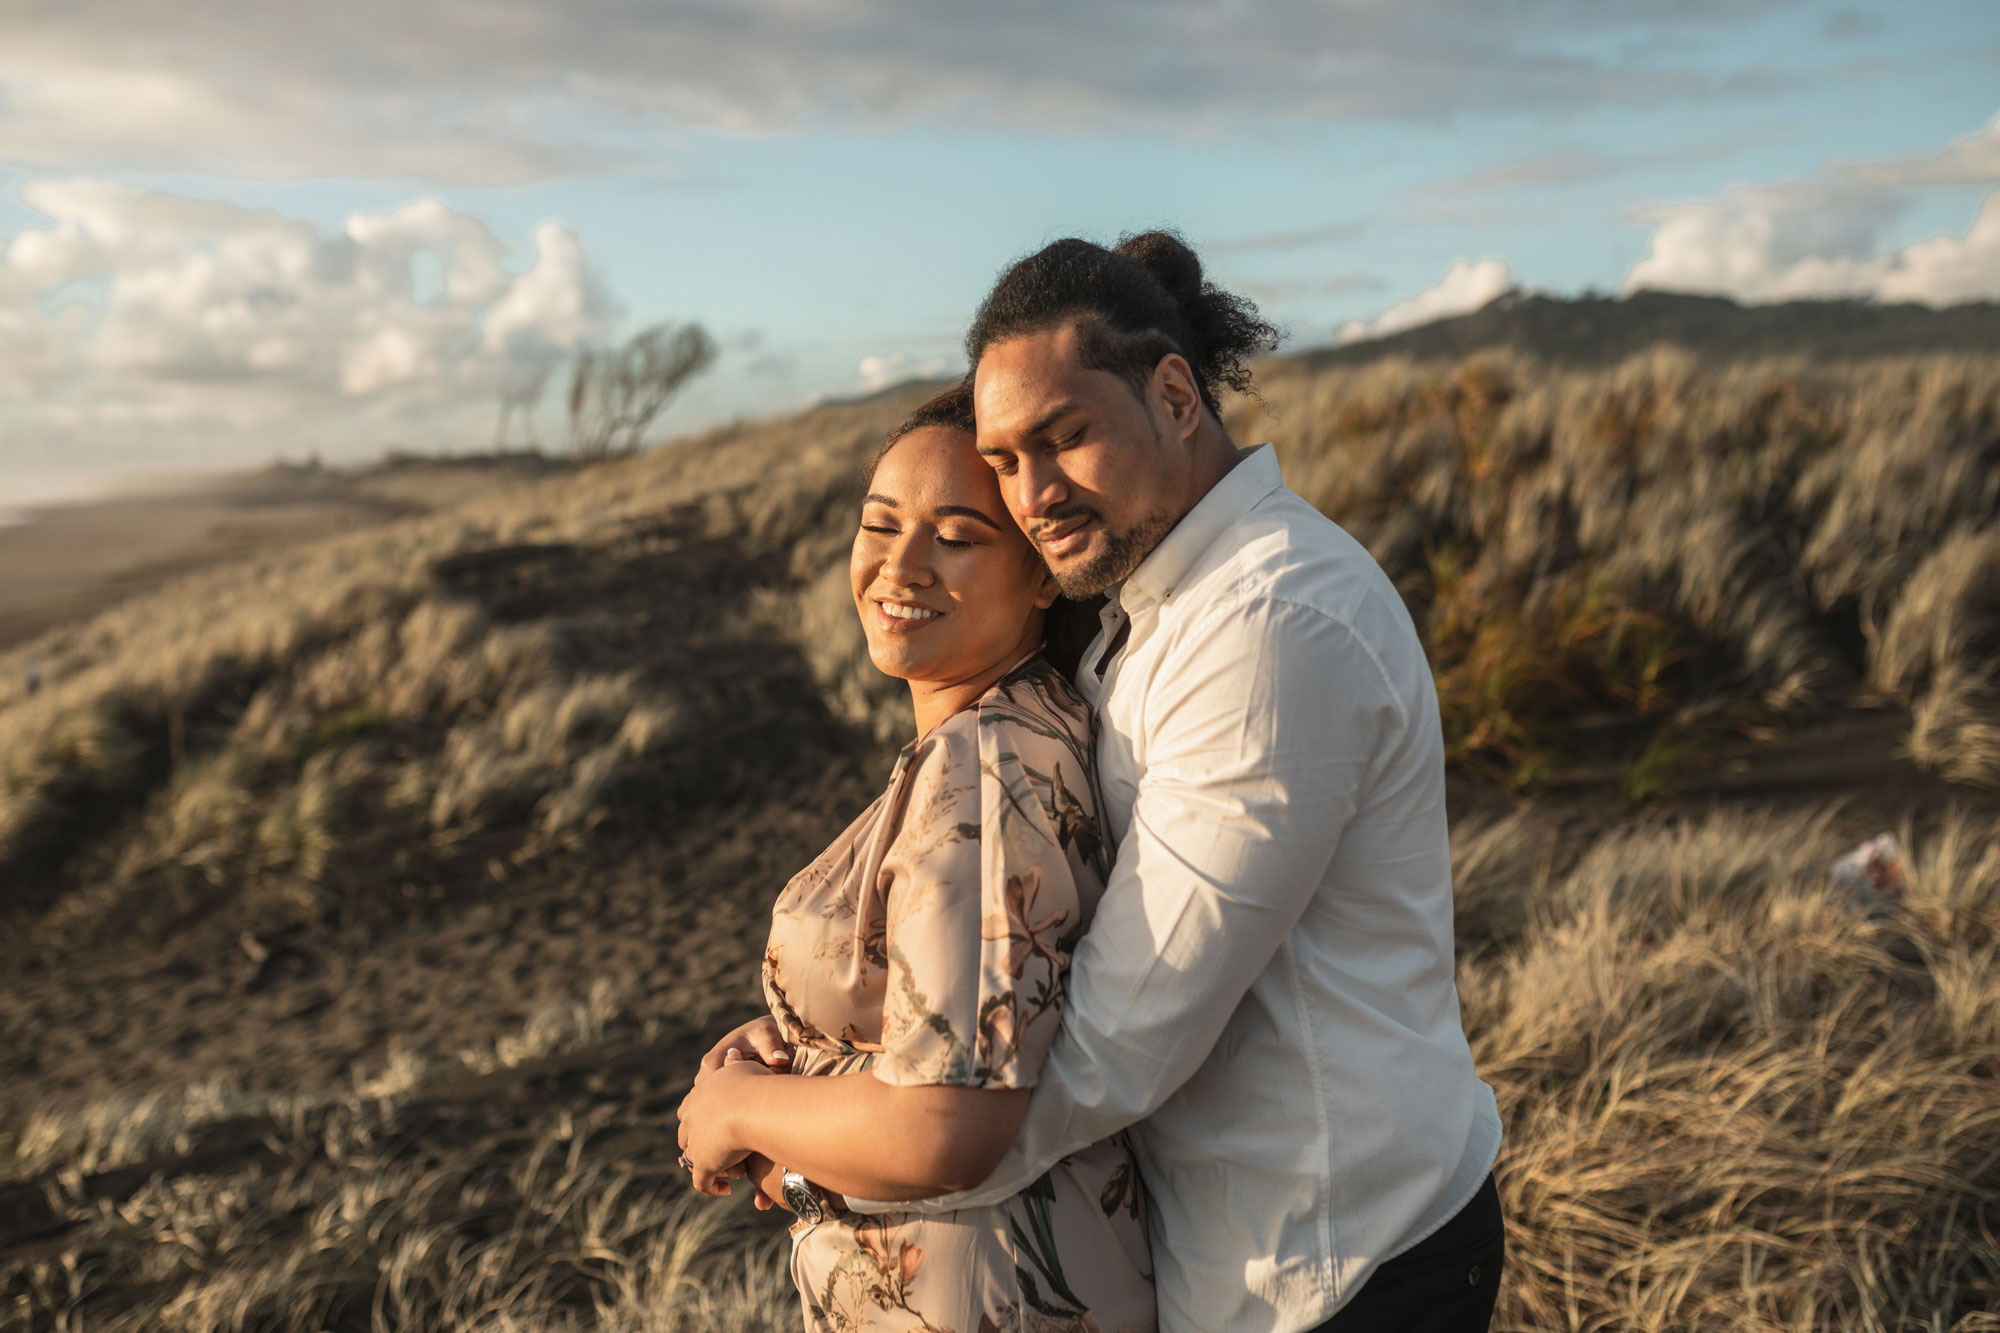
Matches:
[710,231,1504,1331]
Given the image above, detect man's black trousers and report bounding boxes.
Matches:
[1307,1173,1504,1332]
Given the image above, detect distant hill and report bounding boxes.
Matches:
[1295,289,2000,369]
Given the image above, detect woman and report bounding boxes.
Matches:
[675,384,1155,1333]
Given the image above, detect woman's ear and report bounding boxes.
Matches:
[1033,564,1060,611]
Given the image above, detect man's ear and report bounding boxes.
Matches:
[1151,354,1204,442]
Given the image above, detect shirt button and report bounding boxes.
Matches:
[1467,1265,1482,1286]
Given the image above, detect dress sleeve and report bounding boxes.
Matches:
[871,708,1094,1090]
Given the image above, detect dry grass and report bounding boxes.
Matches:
[5,1102,796,1333]
[7,803,1996,1330]
[1232,349,2000,786]
[0,385,930,939]
[9,350,1999,913]
[1455,804,2000,1331]
[7,347,2000,1328]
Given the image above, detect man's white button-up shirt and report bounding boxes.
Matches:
[866,444,1502,1331]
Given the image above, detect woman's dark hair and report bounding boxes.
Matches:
[865,378,976,484]
[965,229,1280,415]
[863,377,1105,675]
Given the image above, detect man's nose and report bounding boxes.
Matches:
[1010,454,1068,520]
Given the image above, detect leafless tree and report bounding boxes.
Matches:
[566,323,716,459]
[494,362,556,451]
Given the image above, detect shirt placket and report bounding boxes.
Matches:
[1078,596,1126,709]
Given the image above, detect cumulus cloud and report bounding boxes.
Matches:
[857,352,958,394]
[0,2,1789,181]
[1334,258,1514,344]
[1624,114,2000,306]
[0,180,613,444]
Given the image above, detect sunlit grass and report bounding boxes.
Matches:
[6,347,2000,1328]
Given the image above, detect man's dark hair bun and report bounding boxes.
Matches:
[1114,231,1204,310]
[967,228,1279,413]
[1115,230,1274,399]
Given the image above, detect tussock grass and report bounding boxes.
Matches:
[7,804,1995,1329]
[9,350,1999,913]
[1457,805,2000,1331]
[7,348,2000,1327]
[0,386,934,935]
[8,1102,794,1332]
[1233,349,2000,786]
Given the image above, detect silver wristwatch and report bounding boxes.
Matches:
[780,1169,827,1223]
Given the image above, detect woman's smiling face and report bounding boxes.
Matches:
[851,425,1056,687]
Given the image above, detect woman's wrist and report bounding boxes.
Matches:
[717,1076,766,1161]
[746,1154,785,1212]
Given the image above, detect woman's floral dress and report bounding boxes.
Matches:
[762,654,1155,1333]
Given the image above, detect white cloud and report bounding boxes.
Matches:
[1844,113,2000,190]
[857,352,956,393]
[0,180,614,450]
[0,2,1792,182]
[1623,114,2000,306]
[1334,258,1514,344]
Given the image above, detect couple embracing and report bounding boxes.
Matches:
[675,231,1504,1333]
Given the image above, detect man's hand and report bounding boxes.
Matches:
[677,1048,778,1196]
[695,1016,793,1084]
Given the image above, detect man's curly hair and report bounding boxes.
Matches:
[965,229,1280,415]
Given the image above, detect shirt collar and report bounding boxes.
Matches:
[1123,443,1284,608]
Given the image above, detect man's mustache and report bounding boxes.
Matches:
[1028,505,1097,545]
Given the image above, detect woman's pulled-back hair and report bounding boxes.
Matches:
[965,230,1280,415]
[865,378,976,483]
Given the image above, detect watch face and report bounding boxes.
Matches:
[783,1176,825,1223]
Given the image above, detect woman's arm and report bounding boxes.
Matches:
[677,1055,1026,1201]
[682,702,1084,1206]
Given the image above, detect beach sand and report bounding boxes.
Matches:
[0,459,573,655]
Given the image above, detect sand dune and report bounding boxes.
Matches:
[5,347,1999,1329]
[0,456,576,656]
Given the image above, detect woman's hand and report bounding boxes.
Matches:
[677,1048,780,1195]
[695,1016,793,1085]
[746,1154,786,1212]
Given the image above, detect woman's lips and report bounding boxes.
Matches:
[872,600,944,634]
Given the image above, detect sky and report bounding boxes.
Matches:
[2,1,1997,501]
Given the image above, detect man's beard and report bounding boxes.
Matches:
[1041,508,1177,598]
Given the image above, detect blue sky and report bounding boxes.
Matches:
[1,0,1996,494]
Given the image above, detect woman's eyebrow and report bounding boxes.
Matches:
[934,505,1003,531]
[862,493,899,507]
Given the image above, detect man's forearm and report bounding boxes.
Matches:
[729,1071,1027,1203]
[854,602,1379,1215]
